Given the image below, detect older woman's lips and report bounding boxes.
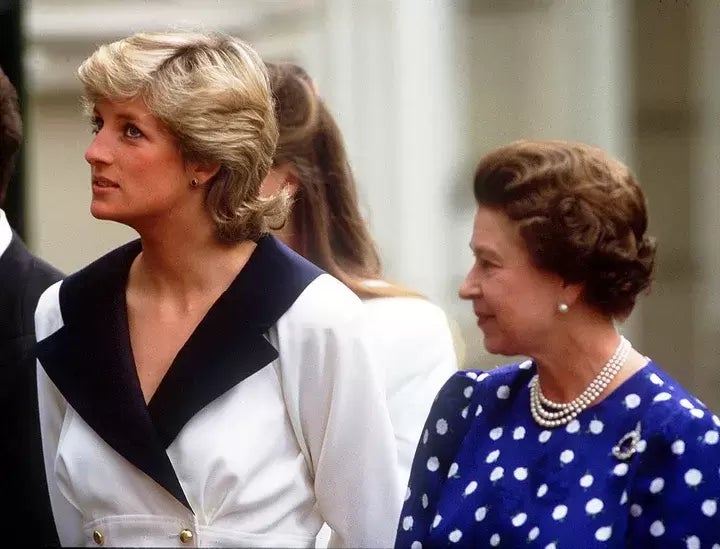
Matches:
[475,313,494,326]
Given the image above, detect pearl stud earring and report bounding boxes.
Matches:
[558,303,569,314]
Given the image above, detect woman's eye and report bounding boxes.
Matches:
[124,124,143,138]
[90,117,103,134]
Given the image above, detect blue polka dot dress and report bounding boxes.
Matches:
[395,361,720,547]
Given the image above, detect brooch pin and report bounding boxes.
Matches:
[612,421,642,460]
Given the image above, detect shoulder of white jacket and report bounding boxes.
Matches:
[34,279,65,340]
[284,273,364,328]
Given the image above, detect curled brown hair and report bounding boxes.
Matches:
[473,140,656,320]
[267,62,418,299]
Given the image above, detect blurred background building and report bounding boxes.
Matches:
[4,0,719,409]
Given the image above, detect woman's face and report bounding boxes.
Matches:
[84,97,195,227]
[459,206,565,357]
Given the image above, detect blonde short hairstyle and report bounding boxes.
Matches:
[78,31,287,242]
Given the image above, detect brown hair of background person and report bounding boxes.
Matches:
[0,64,22,205]
[266,62,420,299]
[0,64,62,547]
[473,139,656,320]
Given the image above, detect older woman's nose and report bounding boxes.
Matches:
[459,271,479,300]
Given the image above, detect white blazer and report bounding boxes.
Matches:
[35,236,403,548]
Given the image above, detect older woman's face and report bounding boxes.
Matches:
[459,206,565,357]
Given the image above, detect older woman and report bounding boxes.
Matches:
[395,140,720,547]
[34,32,401,547]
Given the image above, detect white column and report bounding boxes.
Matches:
[690,1,720,410]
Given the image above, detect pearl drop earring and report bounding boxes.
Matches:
[557,303,569,314]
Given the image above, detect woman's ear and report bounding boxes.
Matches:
[191,162,222,186]
[260,163,300,198]
[561,280,584,307]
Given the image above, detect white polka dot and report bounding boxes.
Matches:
[614,463,629,476]
[465,371,478,380]
[475,404,483,416]
[449,530,462,543]
[477,373,489,382]
[552,505,568,520]
[566,419,580,434]
[590,420,604,434]
[461,406,469,419]
[691,409,705,419]
[704,430,719,445]
[671,440,686,455]
[685,468,703,487]
[402,516,414,531]
[595,526,612,541]
[701,499,717,517]
[713,415,720,428]
[620,490,628,504]
[586,498,604,515]
[636,439,647,453]
[497,385,510,399]
[537,484,548,497]
[490,534,500,546]
[514,467,528,481]
[475,506,487,522]
[650,520,665,537]
[422,429,428,444]
[464,481,478,496]
[625,393,641,409]
[489,427,503,440]
[512,513,527,527]
[649,478,665,494]
[580,474,594,488]
[405,487,411,501]
[539,430,552,443]
[687,536,700,549]
[490,466,504,482]
[436,419,448,435]
[519,359,532,369]
[427,457,439,472]
[713,544,720,549]
[411,542,422,549]
[545,543,557,549]
[560,449,574,464]
[649,373,663,385]
[654,392,671,402]
[447,462,459,478]
[630,504,642,517]
[422,494,428,508]
[513,426,526,440]
[486,449,500,463]
[432,514,442,528]
[464,386,474,398]
[680,398,695,409]
[528,526,539,540]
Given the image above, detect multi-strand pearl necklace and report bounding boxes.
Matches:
[529,336,631,428]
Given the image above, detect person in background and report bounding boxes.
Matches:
[261,63,459,546]
[395,140,720,547]
[0,65,62,547]
[34,32,402,547]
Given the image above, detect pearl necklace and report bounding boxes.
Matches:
[529,336,631,428]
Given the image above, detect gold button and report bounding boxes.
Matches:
[92,530,104,545]
[179,529,194,543]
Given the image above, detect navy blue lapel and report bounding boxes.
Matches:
[35,235,322,512]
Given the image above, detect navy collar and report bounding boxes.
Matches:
[36,235,322,512]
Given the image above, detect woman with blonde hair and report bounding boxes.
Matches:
[396,140,720,547]
[261,62,459,492]
[34,32,401,548]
